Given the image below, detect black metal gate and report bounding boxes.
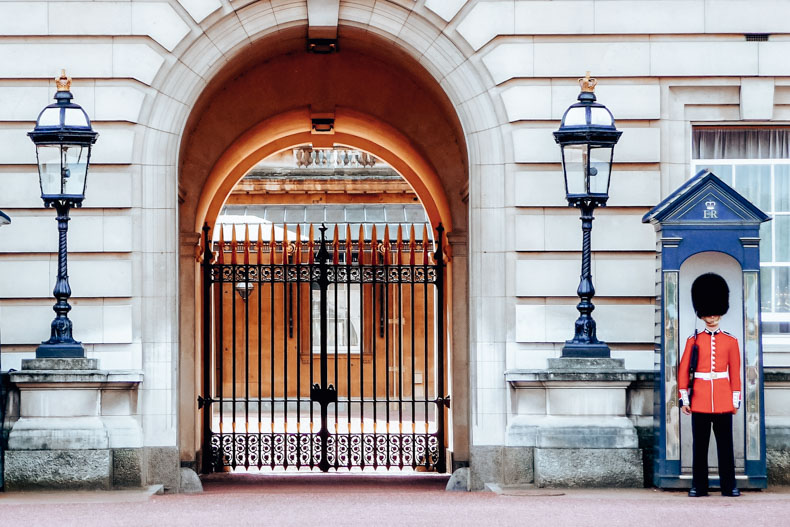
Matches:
[199,222,448,473]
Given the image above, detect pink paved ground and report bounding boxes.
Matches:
[2,474,790,527]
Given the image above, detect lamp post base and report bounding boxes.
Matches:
[36,342,85,359]
[561,341,611,358]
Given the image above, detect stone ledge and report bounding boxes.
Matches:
[505,358,643,386]
[21,358,99,371]
[547,358,625,370]
[505,369,637,385]
[10,370,143,385]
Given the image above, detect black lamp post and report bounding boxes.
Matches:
[553,73,622,358]
[28,70,98,358]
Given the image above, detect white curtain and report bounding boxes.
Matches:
[693,129,790,159]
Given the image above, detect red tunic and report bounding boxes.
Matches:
[678,329,741,413]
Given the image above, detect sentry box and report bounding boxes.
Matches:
[643,169,770,490]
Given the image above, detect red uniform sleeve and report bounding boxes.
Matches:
[730,337,741,393]
[678,336,694,392]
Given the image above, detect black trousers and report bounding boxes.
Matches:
[691,412,736,493]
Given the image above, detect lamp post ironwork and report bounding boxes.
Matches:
[28,70,98,358]
[553,73,622,358]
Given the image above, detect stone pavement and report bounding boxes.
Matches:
[1,474,790,527]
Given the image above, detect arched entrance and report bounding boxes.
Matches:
[177,28,470,473]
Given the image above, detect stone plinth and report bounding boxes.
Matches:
[4,358,143,490]
[505,358,643,487]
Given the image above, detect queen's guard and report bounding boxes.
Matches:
[678,273,742,497]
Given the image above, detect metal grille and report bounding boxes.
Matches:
[199,222,448,473]
[745,34,769,41]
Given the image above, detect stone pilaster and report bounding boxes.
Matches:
[505,358,643,487]
[4,358,143,490]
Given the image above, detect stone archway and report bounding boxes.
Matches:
[175,28,473,471]
[194,108,454,233]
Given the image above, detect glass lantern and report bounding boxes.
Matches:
[28,70,98,207]
[554,74,621,207]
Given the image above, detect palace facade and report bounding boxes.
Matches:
[0,0,789,490]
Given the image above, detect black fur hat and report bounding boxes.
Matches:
[691,273,729,318]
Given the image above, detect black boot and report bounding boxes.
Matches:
[688,487,708,497]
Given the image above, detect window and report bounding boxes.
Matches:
[311,283,362,353]
[693,128,790,347]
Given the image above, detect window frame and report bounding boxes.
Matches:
[691,158,790,342]
[310,282,363,355]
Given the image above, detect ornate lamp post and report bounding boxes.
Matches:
[553,73,622,358]
[28,71,98,358]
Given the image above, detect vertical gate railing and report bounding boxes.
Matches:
[199,222,448,473]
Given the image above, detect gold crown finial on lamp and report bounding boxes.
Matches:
[55,69,72,92]
[579,71,597,93]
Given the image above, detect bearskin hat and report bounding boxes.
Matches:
[691,273,729,318]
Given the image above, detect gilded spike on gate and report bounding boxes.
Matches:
[308,224,315,264]
[230,224,238,265]
[396,225,404,266]
[243,224,250,265]
[409,224,416,266]
[217,224,225,264]
[332,224,339,265]
[295,224,302,264]
[422,224,429,263]
[371,225,378,267]
[346,224,352,264]
[283,223,289,260]
[257,224,263,264]
[270,224,277,265]
[383,225,391,265]
[358,224,366,265]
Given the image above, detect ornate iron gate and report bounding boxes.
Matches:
[199,222,448,473]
